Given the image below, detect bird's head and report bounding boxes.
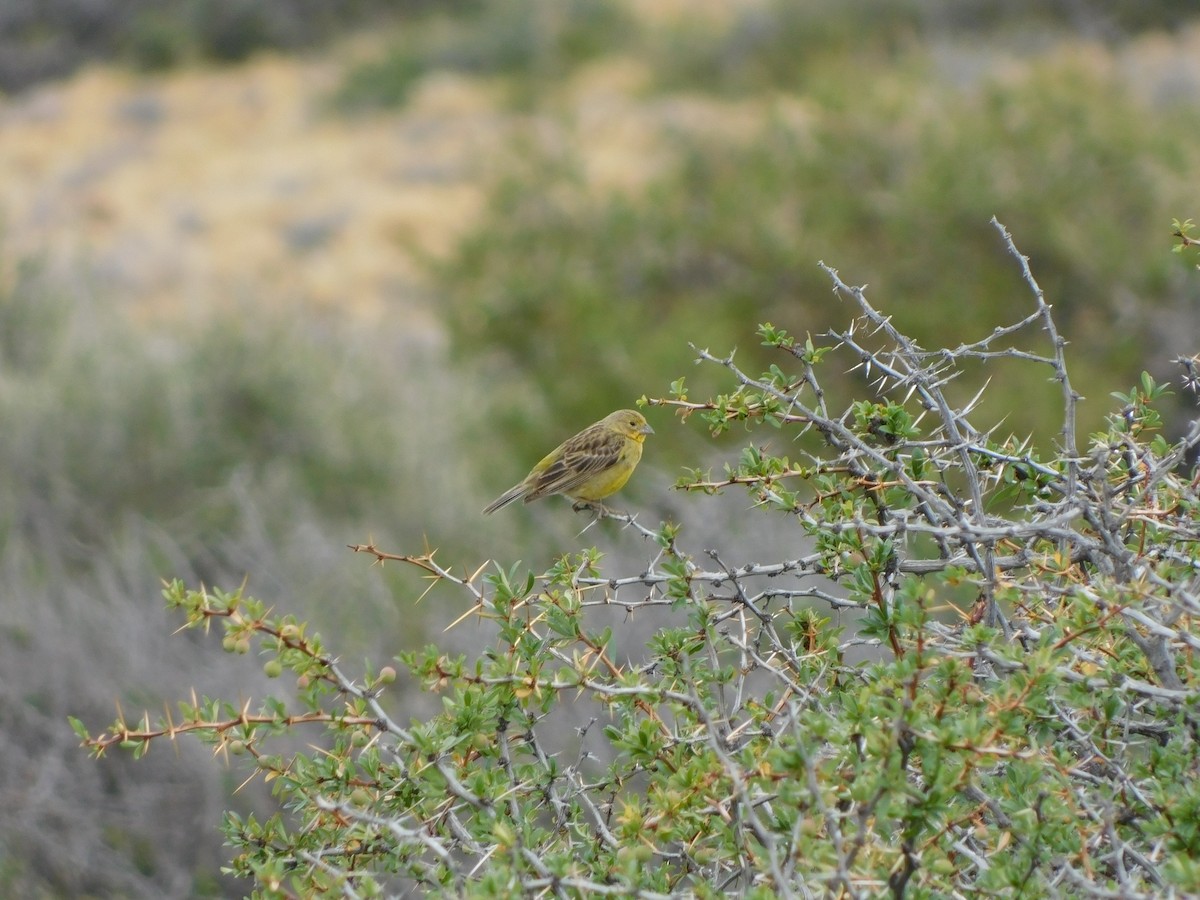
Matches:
[606,409,655,442]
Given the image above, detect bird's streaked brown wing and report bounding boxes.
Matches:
[525,423,624,501]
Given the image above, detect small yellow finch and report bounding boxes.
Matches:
[483,409,654,514]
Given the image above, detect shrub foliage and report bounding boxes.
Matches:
[78,224,1200,897]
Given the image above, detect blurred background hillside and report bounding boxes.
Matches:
[2,0,1199,895]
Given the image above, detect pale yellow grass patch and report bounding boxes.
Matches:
[0,54,499,323]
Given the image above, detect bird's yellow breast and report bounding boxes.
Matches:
[569,437,644,502]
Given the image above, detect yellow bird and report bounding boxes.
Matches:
[483,409,654,514]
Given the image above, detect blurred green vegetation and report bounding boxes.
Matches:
[4,0,1194,94]
[0,0,475,89]
[645,0,1200,95]
[332,0,1199,115]
[334,0,635,111]
[0,257,472,590]
[122,0,474,69]
[425,34,1200,480]
[648,0,931,95]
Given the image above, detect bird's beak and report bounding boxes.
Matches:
[641,423,655,435]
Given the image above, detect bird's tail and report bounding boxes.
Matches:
[482,484,527,515]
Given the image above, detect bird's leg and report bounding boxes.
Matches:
[571,501,641,537]
[571,501,604,538]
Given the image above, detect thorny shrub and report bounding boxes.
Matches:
[77,222,1200,898]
